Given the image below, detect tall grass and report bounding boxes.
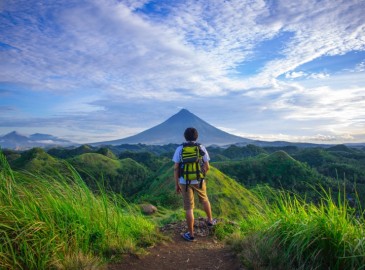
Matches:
[0,151,160,269]
[228,186,365,270]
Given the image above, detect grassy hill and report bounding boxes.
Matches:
[213,150,329,193]
[293,146,365,182]
[2,145,365,270]
[69,153,151,198]
[47,144,96,159]
[9,147,68,174]
[138,163,259,219]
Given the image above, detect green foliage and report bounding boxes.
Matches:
[1,149,21,163]
[214,151,327,196]
[0,151,160,269]
[9,147,69,174]
[47,145,96,159]
[293,146,365,183]
[69,153,151,198]
[207,144,267,161]
[228,186,365,270]
[118,150,169,172]
[222,144,267,160]
[3,143,365,269]
[108,143,179,156]
[96,147,118,159]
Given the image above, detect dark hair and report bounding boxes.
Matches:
[184,127,198,141]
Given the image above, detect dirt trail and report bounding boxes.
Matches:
[108,218,244,270]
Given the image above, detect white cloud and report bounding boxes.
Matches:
[1,0,364,96]
[285,71,307,79]
[1,0,365,143]
[308,72,330,79]
[355,61,365,72]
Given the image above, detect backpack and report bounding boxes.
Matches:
[179,142,206,191]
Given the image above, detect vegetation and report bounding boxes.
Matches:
[69,153,152,198]
[138,164,260,219]
[227,186,365,269]
[2,142,365,269]
[0,152,160,269]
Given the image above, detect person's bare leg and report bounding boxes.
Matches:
[202,200,212,223]
[186,209,195,237]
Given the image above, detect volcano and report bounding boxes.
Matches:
[92,109,252,146]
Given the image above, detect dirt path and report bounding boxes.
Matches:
[108,218,244,270]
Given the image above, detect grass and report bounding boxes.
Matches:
[228,185,365,270]
[0,151,160,269]
[3,146,365,269]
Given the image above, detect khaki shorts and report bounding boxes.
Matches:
[180,181,209,210]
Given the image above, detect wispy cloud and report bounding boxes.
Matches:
[0,0,364,143]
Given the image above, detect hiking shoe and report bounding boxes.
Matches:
[207,218,217,227]
[182,232,196,242]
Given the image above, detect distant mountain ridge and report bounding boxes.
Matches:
[92,109,254,146]
[2,110,364,150]
[0,131,75,150]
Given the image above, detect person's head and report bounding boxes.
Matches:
[184,127,198,141]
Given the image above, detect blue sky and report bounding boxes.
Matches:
[0,0,364,144]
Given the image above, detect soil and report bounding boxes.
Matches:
[108,218,245,270]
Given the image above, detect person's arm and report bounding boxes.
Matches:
[174,163,182,193]
[203,161,210,174]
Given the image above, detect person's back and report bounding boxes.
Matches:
[172,127,216,242]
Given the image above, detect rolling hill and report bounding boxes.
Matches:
[213,150,329,194]
[137,163,259,219]
[68,153,151,197]
[9,147,68,174]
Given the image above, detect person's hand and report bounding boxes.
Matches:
[176,184,182,194]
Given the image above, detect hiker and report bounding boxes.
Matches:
[172,127,216,242]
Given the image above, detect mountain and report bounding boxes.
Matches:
[0,131,75,150]
[92,109,253,146]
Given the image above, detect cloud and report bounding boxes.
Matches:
[308,72,330,79]
[285,71,330,79]
[285,71,307,79]
[1,0,365,143]
[355,61,365,72]
[1,0,364,97]
[234,132,354,143]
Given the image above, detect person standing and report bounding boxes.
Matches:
[172,127,215,242]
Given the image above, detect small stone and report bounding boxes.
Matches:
[140,204,158,215]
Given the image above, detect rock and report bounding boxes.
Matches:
[140,204,158,215]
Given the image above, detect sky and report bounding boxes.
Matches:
[0,0,365,144]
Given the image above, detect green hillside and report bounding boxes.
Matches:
[2,144,365,269]
[293,147,365,182]
[213,150,328,194]
[0,151,160,269]
[138,164,259,219]
[118,150,169,172]
[69,153,151,197]
[47,144,96,159]
[96,147,118,159]
[207,144,267,161]
[10,147,68,174]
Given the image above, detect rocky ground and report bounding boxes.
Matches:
[108,218,245,270]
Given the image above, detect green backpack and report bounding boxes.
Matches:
[179,142,206,190]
